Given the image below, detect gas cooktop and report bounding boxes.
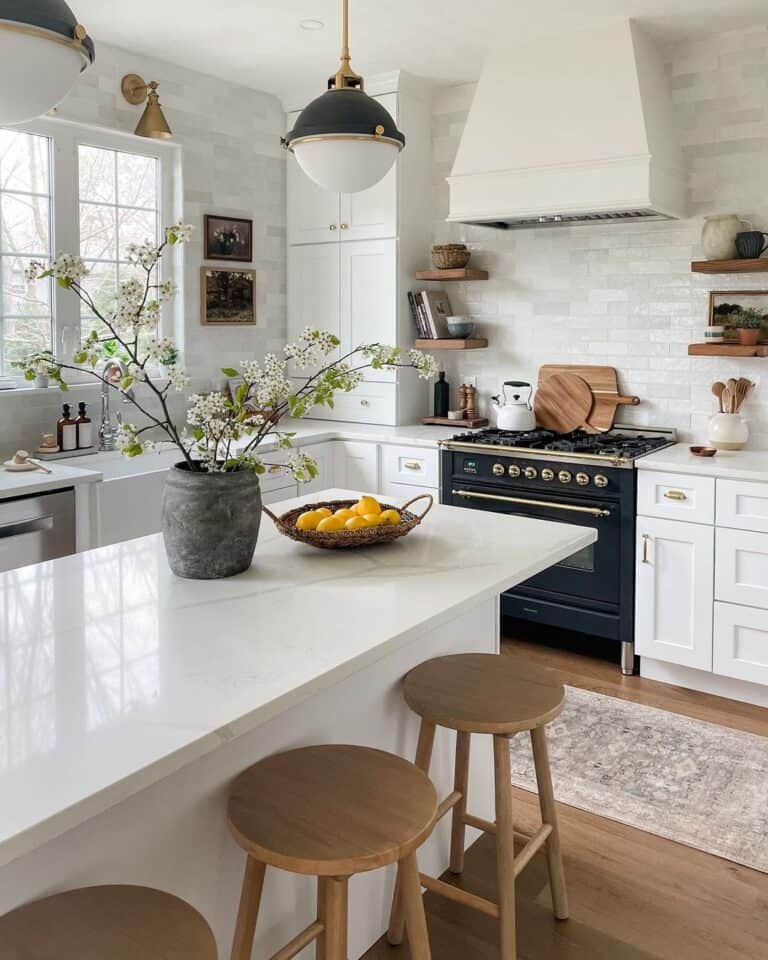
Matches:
[444,427,675,461]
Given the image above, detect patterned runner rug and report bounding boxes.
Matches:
[509,686,768,873]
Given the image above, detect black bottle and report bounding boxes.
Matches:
[434,371,449,418]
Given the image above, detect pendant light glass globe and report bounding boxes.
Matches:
[0,1,94,125]
[283,0,405,194]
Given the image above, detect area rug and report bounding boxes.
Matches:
[508,686,768,873]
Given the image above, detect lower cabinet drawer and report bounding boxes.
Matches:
[380,444,439,490]
[261,484,298,507]
[715,527,768,610]
[714,602,768,686]
[378,481,438,511]
[295,380,397,425]
[637,471,715,524]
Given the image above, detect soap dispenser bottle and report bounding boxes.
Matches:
[75,401,93,449]
[434,371,449,418]
[57,403,77,452]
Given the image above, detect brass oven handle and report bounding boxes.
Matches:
[452,489,611,518]
[664,490,687,501]
[642,533,650,563]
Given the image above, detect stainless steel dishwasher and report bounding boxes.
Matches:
[0,490,77,573]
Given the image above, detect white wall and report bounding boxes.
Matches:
[429,26,768,446]
[1,41,286,457]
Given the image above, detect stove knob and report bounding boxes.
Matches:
[558,470,572,484]
[594,474,609,488]
[541,468,555,482]
[524,466,538,480]
[508,464,521,478]
[576,472,590,486]
[492,463,505,477]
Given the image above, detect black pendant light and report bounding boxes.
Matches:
[282,0,405,193]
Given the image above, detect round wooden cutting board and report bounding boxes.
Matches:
[534,372,594,433]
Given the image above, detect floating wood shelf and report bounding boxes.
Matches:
[691,258,768,274]
[415,268,489,281]
[414,338,488,350]
[689,342,768,357]
[422,416,489,428]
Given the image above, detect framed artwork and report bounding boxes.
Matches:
[708,289,768,339]
[204,215,253,262]
[201,268,256,325]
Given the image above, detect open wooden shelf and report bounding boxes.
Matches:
[689,342,768,357]
[415,268,489,281]
[414,338,488,350]
[691,258,768,274]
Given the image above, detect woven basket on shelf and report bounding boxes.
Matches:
[431,244,470,270]
[263,495,433,550]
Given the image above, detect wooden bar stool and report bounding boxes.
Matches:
[0,884,217,959]
[388,653,568,960]
[227,744,438,960]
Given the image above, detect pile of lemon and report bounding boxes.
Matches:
[295,496,401,533]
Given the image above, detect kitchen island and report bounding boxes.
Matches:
[0,488,595,958]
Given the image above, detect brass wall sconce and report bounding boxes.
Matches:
[121,74,172,140]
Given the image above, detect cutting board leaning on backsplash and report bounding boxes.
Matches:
[537,365,640,433]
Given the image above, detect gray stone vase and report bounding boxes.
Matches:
[161,463,262,579]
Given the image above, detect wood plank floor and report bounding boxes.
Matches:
[362,634,768,960]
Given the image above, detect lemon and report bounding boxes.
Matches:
[295,510,322,531]
[315,507,333,519]
[334,508,357,521]
[379,509,402,526]
[317,515,345,533]
[354,495,381,517]
[363,513,382,527]
[345,516,369,530]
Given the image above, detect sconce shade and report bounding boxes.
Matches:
[135,91,173,140]
[0,0,94,124]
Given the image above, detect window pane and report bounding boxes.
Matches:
[79,146,116,204]
[3,316,51,366]
[80,203,117,261]
[0,194,50,256]
[2,257,51,316]
[117,152,157,209]
[80,262,117,319]
[118,208,157,260]
[0,131,50,195]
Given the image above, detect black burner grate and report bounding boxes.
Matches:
[450,428,671,460]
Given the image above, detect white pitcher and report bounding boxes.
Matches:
[701,214,750,260]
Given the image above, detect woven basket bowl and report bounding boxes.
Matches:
[263,495,433,550]
[431,244,471,270]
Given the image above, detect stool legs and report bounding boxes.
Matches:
[230,857,266,960]
[531,726,569,920]
[449,731,471,874]
[319,877,348,960]
[398,852,432,960]
[493,735,517,960]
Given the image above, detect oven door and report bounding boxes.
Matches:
[449,484,619,607]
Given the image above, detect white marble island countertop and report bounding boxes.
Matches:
[0,488,594,869]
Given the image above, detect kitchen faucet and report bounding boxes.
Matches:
[99,359,133,451]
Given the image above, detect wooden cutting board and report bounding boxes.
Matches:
[538,364,639,433]
[533,372,594,433]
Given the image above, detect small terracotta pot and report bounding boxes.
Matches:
[737,328,761,346]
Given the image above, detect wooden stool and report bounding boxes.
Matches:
[0,885,217,959]
[388,653,568,960]
[228,744,438,960]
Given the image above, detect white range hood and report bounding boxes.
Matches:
[447,19,687,229]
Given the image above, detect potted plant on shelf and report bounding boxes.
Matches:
[22,350,64,389]
[733,307,765,346]
[16,224,437,580]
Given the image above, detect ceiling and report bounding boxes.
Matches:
[74,0,768,99]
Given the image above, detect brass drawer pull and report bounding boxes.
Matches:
[642,533,650,563]
[664,490,687,501]
[404,461,422,471]
[453,489,611,518]
[268,465,283,474]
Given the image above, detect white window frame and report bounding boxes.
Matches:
[4,117,183,383]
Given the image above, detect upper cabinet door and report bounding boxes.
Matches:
[340,238,397,382]
[339,93,398,242]
[287,243,341,376]
[286,111,341,245]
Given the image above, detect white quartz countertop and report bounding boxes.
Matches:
[0,487,594,868]
[638,444,768,483]
[0,462,101,501]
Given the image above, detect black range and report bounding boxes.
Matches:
[440,427,676,674]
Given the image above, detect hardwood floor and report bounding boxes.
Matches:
[362,634,768,960]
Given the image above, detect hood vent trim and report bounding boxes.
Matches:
[467,209,672,231]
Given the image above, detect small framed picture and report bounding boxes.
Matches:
[204,215,253,262]
[201,268,256,325]
[708,289,768,339]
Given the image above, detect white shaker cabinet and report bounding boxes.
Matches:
[332,441,380,494]
[341,238,397,382]
[635,516,714,671]
[287,243,341,376]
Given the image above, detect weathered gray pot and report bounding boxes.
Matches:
[161,464,262,579]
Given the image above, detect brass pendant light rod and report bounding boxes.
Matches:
[329,0,363,91]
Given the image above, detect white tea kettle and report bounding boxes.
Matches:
[491,381,536,431]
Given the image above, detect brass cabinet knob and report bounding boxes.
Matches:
[340,223,349,230]
[360,399,370,407]
[330,224,337,231]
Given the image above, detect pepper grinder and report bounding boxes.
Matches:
[465,385,478,420]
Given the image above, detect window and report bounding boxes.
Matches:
[0,131,54,371]
[0,121,178,377]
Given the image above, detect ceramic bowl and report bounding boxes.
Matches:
[689,445,717,458]
[446,317,474,338]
